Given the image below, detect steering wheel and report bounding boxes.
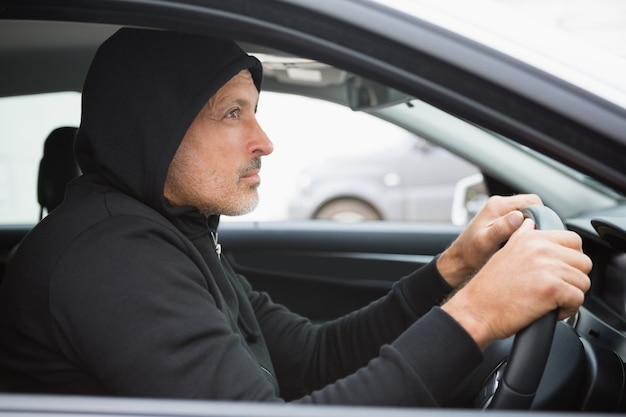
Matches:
[486,204,565,409]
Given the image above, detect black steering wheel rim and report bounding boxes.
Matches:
[487,205,564,410]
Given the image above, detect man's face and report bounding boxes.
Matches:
[164,69,273,217]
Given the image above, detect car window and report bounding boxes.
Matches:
[224,92,485,224]
[0,92,81,224]
[0,91,484,226]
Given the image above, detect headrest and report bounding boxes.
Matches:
[37,126,80,217]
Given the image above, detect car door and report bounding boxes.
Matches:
[0,220,461,324]
[219,221,462,322]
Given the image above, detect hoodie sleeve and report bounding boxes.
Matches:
[52,211,480,406]
[299,307,482,407]
[250,258,483,406]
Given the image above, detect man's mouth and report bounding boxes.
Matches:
[239,158,262,183]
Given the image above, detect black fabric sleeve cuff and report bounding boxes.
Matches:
[391,306,483,406]
[392,255,454,320]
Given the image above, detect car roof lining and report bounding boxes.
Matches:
[0,20,349,98]
[0,21,114,96]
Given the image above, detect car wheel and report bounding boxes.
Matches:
[314,199,381,222]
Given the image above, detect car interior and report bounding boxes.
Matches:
[1,9,626,414]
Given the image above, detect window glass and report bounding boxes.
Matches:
[0,92,81,224]
[0,91,482,226]
[224,92,483,224]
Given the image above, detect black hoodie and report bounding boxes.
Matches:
[0,28,481,406]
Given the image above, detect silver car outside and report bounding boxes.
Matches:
[288,136,487,224]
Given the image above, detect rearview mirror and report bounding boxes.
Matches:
[347,76,412,110]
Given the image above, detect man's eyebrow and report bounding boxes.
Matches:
[213,96,256,110]
[205,90,259,116]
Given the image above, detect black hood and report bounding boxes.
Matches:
[75,28,262,215]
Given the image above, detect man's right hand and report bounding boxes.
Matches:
[436,194,542,289]
[441,218,592,350]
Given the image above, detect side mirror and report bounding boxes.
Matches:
[451,173,488,225]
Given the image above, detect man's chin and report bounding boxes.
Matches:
[226,195,259,217]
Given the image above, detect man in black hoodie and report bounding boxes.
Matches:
[0,28,591,406]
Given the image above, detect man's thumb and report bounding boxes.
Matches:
[508,210,525,230]
[517,216,537,233]
[491,210,526,246]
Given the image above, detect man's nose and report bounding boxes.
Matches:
[251,119,274,156]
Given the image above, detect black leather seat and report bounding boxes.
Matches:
[37,126,80,218]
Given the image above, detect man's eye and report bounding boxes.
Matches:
[226,108,241,119]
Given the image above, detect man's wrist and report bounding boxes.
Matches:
[441,294,493,350]
[436,248,473,289]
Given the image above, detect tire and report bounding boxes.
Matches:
[314,199,381,222]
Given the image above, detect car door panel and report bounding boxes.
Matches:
[220,221,461,321]
[0,222,460,322]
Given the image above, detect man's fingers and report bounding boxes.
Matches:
[547,229,586,252]
[537,246,592,320]
[491,194,543,214]
[556,279,589,320]
[557,248,593,289]
[481,210,526,250]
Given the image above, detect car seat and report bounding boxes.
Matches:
[37,126,80,219]
[2,127,80,283]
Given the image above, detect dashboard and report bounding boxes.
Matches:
[600,252,626,322]
[568,211,626,378]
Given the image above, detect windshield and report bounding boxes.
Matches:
[502,137,626,201]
